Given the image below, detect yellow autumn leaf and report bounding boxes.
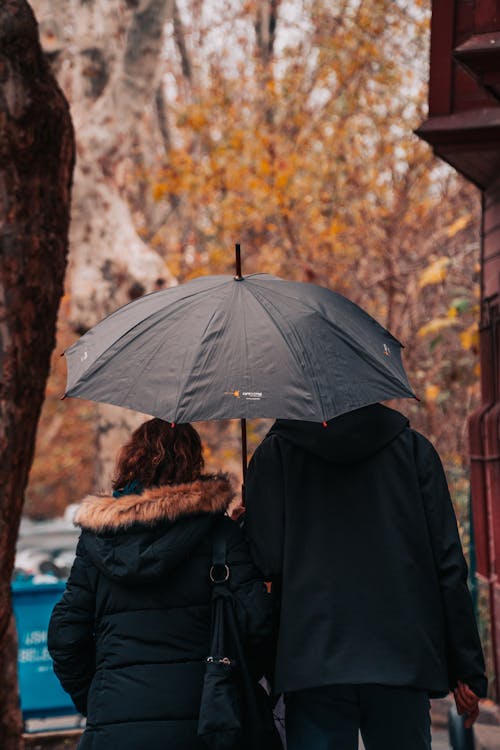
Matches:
[275,173,289,189]
[445,214,471,238]
[152,183,168,201]
[188,108,208,130]
[328,218,346,237]
[417,318,457,337]
[425,384,440,402]
[418,257,450,288]
[459,323,479,351]
[447,306,458,319]
[259,159,272,176]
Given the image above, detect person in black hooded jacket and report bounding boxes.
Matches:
[244,402,487,750]
[48,418,273,750]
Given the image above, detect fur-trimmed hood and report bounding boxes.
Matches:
[75,474,234,532]
[75,475,234,584]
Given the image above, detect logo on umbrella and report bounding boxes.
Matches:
[224,389,263,401]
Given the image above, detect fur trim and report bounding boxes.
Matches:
[74,474,234,532]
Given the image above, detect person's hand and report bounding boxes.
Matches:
[453,680,479,728]
[230,504,245,521]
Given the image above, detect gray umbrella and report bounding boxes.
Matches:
[65,273,415,422]
[64,264,416,490]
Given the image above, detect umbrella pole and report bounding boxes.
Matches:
[240,417,247,505]
[235,242,247,504]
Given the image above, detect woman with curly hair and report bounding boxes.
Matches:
[48,418,273,750]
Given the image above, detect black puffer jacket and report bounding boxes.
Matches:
[245,404,487,699]
[48,475,272,750]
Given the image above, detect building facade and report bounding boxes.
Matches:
[417,0,500,700]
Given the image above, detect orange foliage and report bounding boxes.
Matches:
[25,296,97,519]
[150,0,480,465]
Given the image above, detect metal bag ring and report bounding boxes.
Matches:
[209,564,230,583]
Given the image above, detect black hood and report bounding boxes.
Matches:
[80,515,215,585]
[269,403,409,463]
[74,475,234,584]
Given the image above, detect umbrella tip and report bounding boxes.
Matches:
[170,422,176,428]
[322,421,327,428]
[60,393,67,401]
[234,243,243,280]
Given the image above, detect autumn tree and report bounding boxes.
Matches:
[0,1,75,746]
[150,0,480,483]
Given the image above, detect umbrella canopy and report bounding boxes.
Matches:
[64,273,415,424]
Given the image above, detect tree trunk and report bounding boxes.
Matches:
[0,2,75,746]
[31,0,176,488]
[254,0,280,64]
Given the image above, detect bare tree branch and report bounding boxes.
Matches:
[254,0,280,63]
[155,83,172,153]
[173,0,193,82]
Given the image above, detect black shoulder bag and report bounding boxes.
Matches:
[197,518,283,750]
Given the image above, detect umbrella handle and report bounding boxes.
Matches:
[240,417,247,505]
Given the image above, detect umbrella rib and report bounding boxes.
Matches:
[169,284,238,421]
[111,312,188,416]
[137,290,234,420]
[249,277,405,346]
[66,277,231,383]
[248,280,414,399]
[244,283,329,420]
[79,287,227,418]
[71,308,173,390]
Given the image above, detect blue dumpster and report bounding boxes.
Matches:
[12,578,77,719]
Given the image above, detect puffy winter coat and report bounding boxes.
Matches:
[48,475,272,750]
[245,403,487,699]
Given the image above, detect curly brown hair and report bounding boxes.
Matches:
[112,418,204,490]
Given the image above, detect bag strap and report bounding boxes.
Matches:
[210,515,230,585]
[207,517,230,658]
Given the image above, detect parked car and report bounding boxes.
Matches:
[14,511,79,583]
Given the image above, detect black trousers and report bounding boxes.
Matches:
[285,684,432,750]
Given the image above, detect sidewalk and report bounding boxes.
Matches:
[430,726,451,750]
[357,725,450,749]
[431,696,500,750]
[355,697,500,749]
[474,722,500,750]
[22,697,500,750]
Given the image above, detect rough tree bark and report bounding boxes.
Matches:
[31,0,176,488]
[0,2,75,746]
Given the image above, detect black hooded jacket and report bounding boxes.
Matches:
[48,475,272,750]
[245,404,487,698]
